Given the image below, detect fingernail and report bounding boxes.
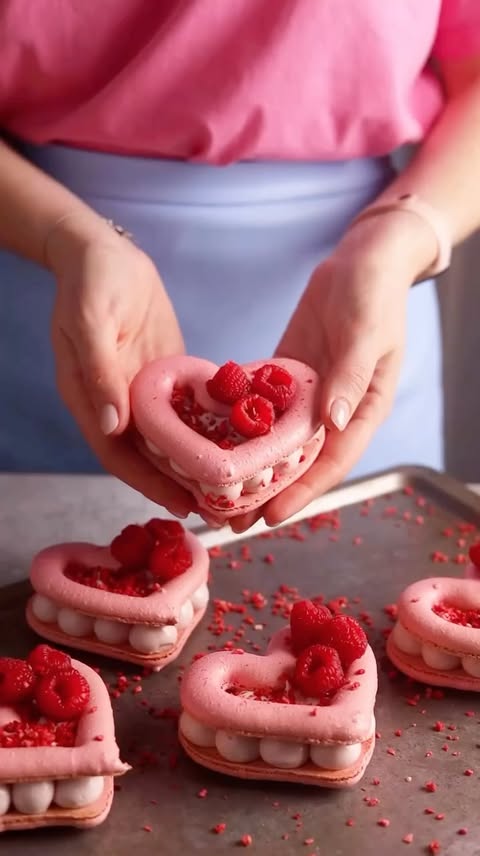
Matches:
[330,397,350,431]
[168,509,189,520]
[100,404,119,435]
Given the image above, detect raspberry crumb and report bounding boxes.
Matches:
[377,818,390,827]
[240,834,253,846]
[143,825,152,833]
[433,721,445,732]
[213,823,226,834]
[424,781,437,792]
[457,828,468,835]
[464,769,474,776]
[428,841,441,854]
[346,819,355,827]
[304,838,314,845]
[402,833,414,844]
[197,788,208,798]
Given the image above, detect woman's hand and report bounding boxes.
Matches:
[231,210,438,532]
[49,224,195,516]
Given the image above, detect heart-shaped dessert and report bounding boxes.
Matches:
[0,645,128,832]
[130,356,325,522]
[179,602,377,787]
[387,577,480,689]
[27,519,210,671]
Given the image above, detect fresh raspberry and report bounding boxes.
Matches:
[230,394,275,438]
[35,668,91,721]
[27,645,72,677]
[145,518,184,542]
[290,600,332,654]
[469,541,480,567]
[148,539,193,582]
[292,645,344,699]
[0,658,36,705]
[206,361,250,405]
[313,615,368,669]
[110,523,154,568]
[251,364,296,412]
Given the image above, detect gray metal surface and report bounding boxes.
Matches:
[1,466,480,855]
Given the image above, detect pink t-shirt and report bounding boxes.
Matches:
[0,0,479,165]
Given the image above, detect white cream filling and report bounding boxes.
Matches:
[57,608,95,638]
[128,623,178,654]
[199,481,243,501]
[94,618,130,646]
[260,738,309,769]
[392,622,422,655]
[31,594,59,624]
[2,777,105,815]
[421,643,460,671]
[243,468,274,493]
[181,714,364,772]
[12,781,55,815]
[54,776,104,809]
[215,731,259,763]
[191,583,209,611]
[149,439,305,503]
[392,621,470,673]
[32,583,209,654]
[278,448,303,472]
[462,655,480,677]
[0,784,10,816]
[310,742,362,770]
[177,599,194,629]
[179,711,216,747]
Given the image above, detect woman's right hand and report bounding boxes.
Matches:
[49,220,196,517]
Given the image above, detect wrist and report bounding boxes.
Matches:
[339,208,440,283]
[45,209,124,275]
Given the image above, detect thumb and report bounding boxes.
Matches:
[321,338,378,432]
[73,329,130,436]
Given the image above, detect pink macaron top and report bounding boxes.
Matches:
[0,659,128,783]
[30,530,209,625]
[397,577,480,656]
[130,356,322,485]
[181,629,377,744]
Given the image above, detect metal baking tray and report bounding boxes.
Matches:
[1,466,480,856]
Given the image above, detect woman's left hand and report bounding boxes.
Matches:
[231,210,437,532]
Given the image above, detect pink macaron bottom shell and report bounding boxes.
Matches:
[0,776,114,833]
[26,600,208,672]
[386,635,480,691]
[387,576,480,688]
[179,732,375,788]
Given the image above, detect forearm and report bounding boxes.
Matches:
[0,138,114,270]
[377,66,480,247]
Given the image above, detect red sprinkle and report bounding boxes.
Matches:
[424,781,437,793]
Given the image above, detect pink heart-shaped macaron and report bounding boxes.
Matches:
[387,576,480,690]
[178,628,377,787]
[130,356,325,521]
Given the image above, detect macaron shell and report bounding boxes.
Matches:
[179,733,375,788]
[0,777,113,832]
[29,531,209,625]
[130,355,323,486]
[396,577,480,658]
[180,628,377,744]
[386,635,480,691]
[26,600,207,672]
